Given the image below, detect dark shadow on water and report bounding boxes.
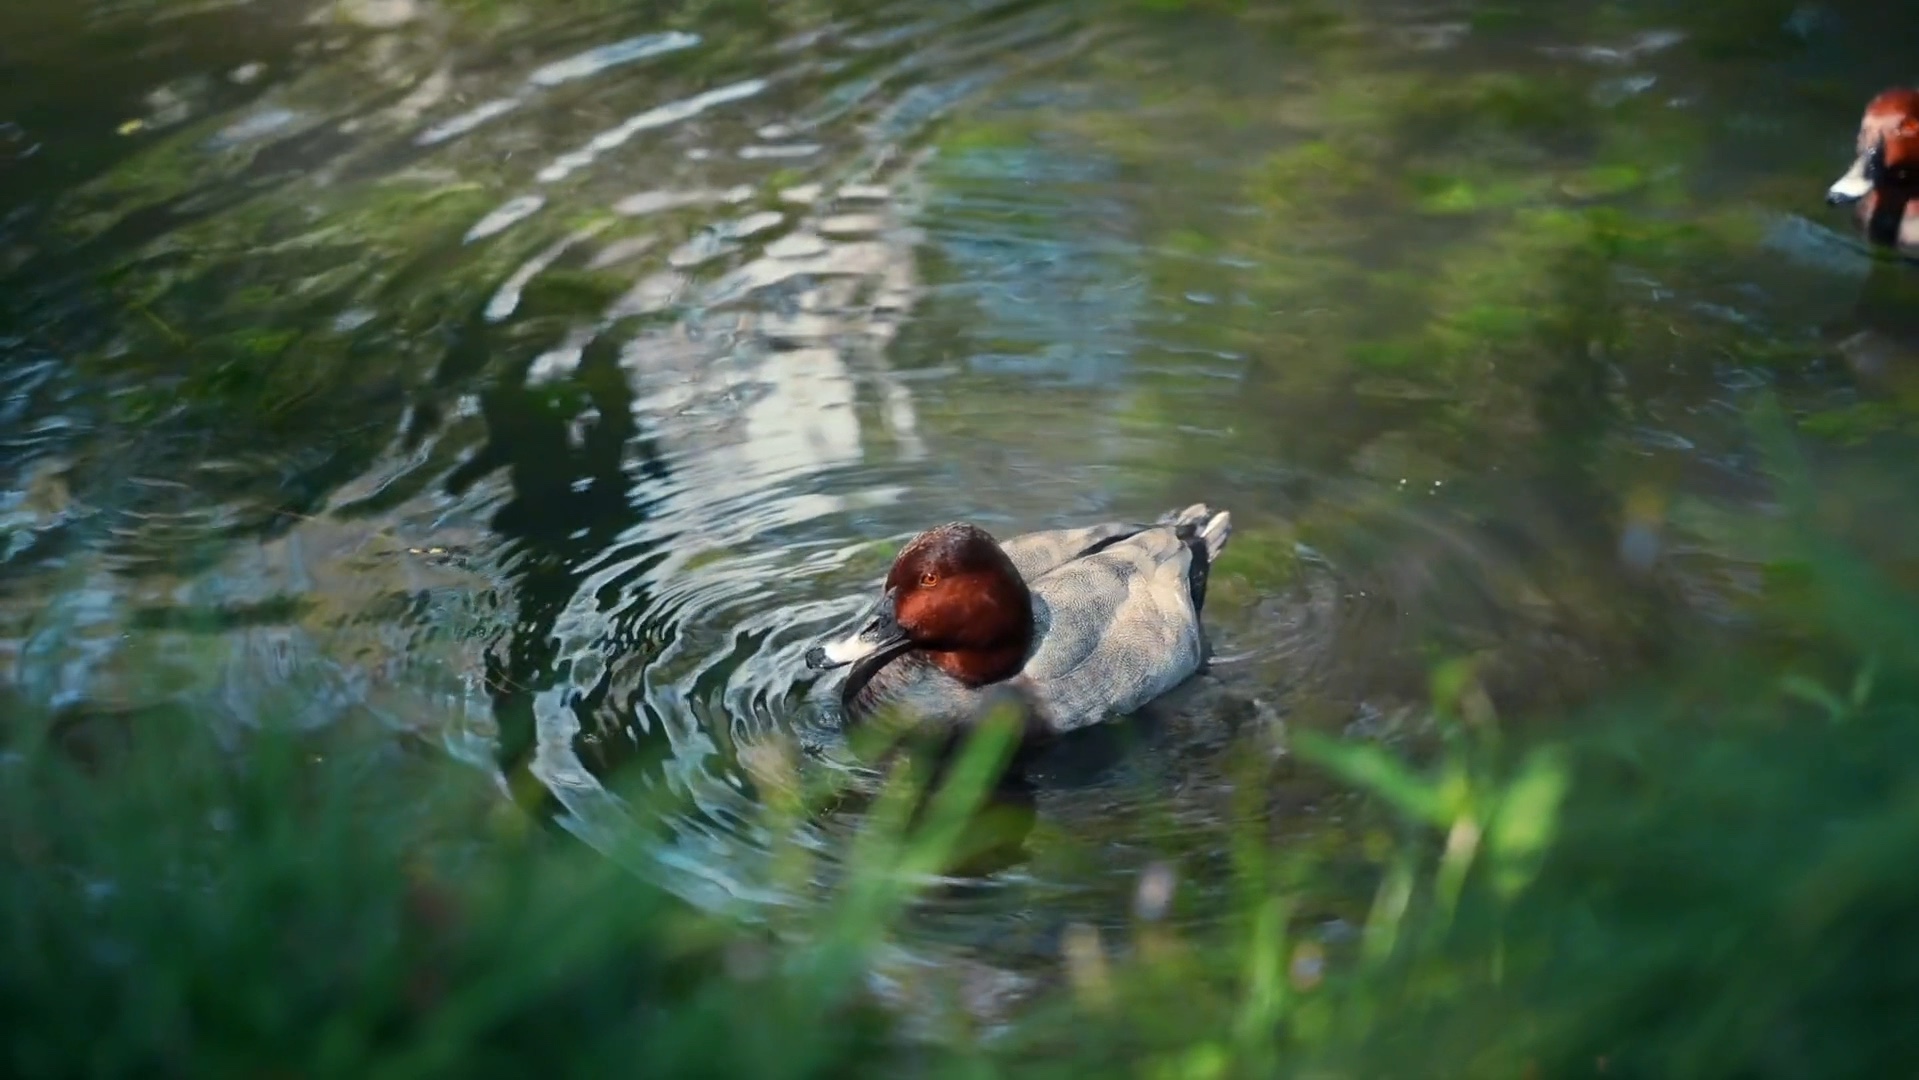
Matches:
[444,330,668,803]
[1835,257,1919,398]
[1021,707,1170,790]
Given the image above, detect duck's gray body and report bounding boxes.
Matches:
[842,503,1232,735]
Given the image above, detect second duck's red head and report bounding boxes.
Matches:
[1827,87,1919,251]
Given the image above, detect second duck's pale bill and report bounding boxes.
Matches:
[1828,148,1876,205]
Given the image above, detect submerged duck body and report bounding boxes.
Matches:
[1827,87,1919,254]
[804,503,1232,737]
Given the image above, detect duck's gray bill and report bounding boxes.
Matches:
[804,588,906,670]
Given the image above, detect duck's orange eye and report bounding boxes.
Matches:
[918,571,939,588]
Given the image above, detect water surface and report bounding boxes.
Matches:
[6,0,1919,1006]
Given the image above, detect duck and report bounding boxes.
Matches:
[803,503,1233,741]
[1826,87,1919,254]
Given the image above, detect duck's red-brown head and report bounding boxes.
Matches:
[804,523,1033,686]
[1828,88,1919,247]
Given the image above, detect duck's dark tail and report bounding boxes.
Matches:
[1159,502,1233,614]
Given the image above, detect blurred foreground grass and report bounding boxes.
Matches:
[6,410,1919,1079]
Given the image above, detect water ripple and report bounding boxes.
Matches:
[537,78,770,184]
[0,0,1850,989]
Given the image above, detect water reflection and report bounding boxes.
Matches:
[5,0,1919,996]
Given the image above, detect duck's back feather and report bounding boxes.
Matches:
[1016,522,1213,732]
[998,521,1151,581]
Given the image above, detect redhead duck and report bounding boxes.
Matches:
[1827,87,1919,253]
[804,503,1233,738]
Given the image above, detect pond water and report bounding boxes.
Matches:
[5,0,1919,1007]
